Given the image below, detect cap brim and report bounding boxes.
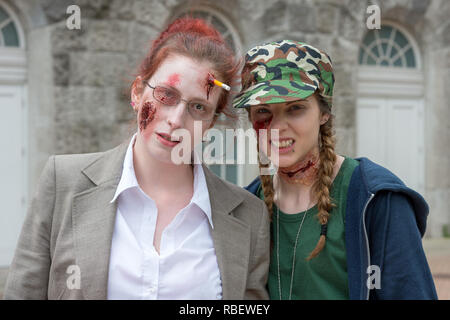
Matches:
[233,80,317,109]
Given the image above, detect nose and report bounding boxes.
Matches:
[269,113,288,132]
[166,101,187,129]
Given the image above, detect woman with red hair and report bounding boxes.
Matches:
[4,17,270,300]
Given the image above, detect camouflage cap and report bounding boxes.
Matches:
[233,40,334,109]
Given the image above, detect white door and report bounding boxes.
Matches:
[356,97,424,193]
[0,85,26,266]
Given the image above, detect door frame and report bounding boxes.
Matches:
[0,1,27,266]
[356,66,425,195]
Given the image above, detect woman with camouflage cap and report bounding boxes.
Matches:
[234,40,437,300]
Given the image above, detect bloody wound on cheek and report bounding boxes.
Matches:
[139,101,156,131]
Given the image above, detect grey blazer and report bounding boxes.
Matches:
[4,140,270,300]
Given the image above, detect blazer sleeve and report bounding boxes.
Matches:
[367,191,438,300]
[244,200,270,300]
[4,156,56,300]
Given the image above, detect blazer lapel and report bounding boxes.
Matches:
[202,165,250,300]
[72,141,129,300]
[72,143,250,300]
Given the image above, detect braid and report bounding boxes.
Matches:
[259,158,275,221]
[255,136,274,219]
[306,114,337,260]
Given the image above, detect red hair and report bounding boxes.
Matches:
[134,16,240,118]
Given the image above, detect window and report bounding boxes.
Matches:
[359,25,417,68]
[0,6,19,47]
[174,8,244,185]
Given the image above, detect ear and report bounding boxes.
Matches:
[320,113,330,126]
[131,76,143,110]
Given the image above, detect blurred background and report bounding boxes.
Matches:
[0,0,449,299]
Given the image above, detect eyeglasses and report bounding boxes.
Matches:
[143,81,218,121]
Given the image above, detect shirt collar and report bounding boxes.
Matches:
[110,134,213,229]
[110,133,140,203]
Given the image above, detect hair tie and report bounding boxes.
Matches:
[320,223,328,236]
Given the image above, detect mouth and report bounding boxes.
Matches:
[271,138,295,148]
[156,132,181,147]
[270,138,295,155]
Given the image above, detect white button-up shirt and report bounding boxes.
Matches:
[107,134,222,299]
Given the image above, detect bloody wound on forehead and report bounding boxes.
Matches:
[167,73,180,87]
[205,73,215,100]
[206,73,231,98]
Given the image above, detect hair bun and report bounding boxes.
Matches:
[166,17,222,39]
[151,17,224,53]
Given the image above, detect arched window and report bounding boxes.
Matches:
[0,5,20,47]
[174,8,242,54]
[172,7,245,185]
[359,25,417,68]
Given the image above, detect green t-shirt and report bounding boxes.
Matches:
[257,157,359,300]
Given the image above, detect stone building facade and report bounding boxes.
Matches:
[0,0,449,267]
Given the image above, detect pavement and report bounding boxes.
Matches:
[422,237,450,300]
[0,238,449,300]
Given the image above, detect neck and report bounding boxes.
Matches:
[273,147,320,213]
[133,135,194,199]
[278,147,320,185]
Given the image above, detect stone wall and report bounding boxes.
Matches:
[8,0,450,237]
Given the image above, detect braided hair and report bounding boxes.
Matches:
[249,92,337,260]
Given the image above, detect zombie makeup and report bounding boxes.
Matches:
[278,149,320,185]
[139,101,157,131]
[167,73,180,87]
[205,73,215,100]
[252,116,273,159]
[253,117,273,136]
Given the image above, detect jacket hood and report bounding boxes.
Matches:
[356,157,429,236]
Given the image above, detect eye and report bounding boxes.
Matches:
[256,108,270,113]
[191,103,206,112]
[155,86,179,104]
[288,104,304,110]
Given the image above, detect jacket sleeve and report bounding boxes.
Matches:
[244,200,270,300]
[367,191,438,300]
[3,156,56,300]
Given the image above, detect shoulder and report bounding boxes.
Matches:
[49,142,128,191]
[349,157,429,235]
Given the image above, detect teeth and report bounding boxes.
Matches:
[272,139,294,148]
[160,134,178,142]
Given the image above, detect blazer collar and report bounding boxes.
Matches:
[72,139,129,299]
[73,139,250,300]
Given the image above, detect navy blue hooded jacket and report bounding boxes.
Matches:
[246,157,438,300]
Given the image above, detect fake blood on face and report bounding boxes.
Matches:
[139,101,156,131]
[252,117,273,135]
[167,73,180,87]
[205,72,215,100]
